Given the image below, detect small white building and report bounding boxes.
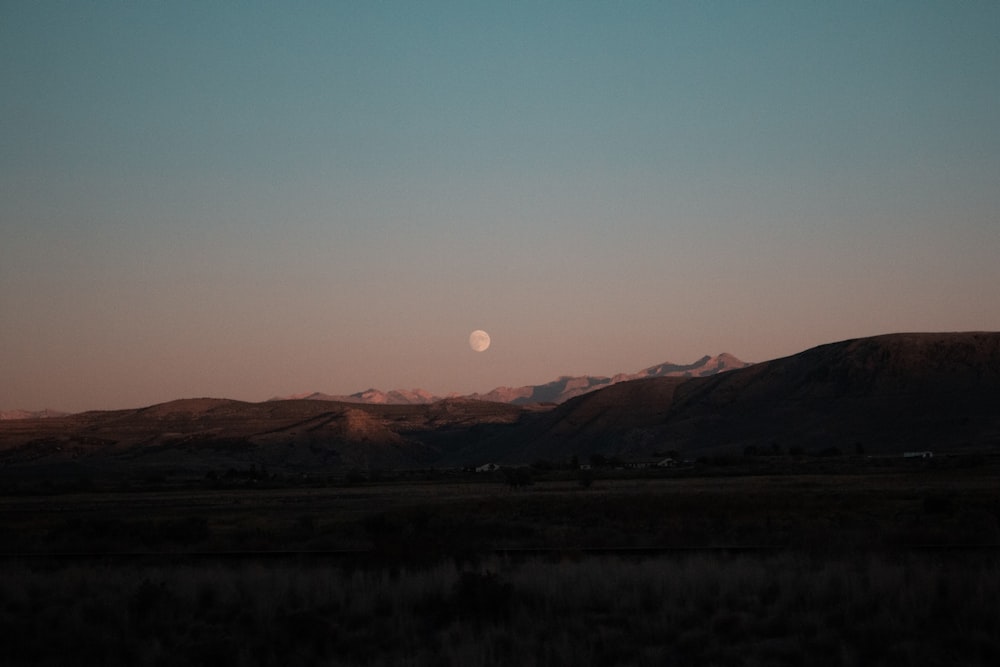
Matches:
[903,451,934,459]
[476,462,500,472]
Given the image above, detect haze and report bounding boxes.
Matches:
[2,2,998,413]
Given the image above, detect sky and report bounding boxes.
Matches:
[2,1,999,412]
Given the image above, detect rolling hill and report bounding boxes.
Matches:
[0,397,532,476]
[464,332,1000,464]
[1,333,998,477]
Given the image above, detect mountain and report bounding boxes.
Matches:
[0,397,531,475]
[3,333,998,477]
[279,388,440,405]
[473,353,750,404]
[443,376,691,466]
[457,332,1000,464]
[276,353,750,406]
[655,332,1000,457]
[613,353,749,383]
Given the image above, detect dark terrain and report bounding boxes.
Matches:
[2,332,998,480]
[467,331,1000,464]
[2,463,1000,666]
[3,331,1000,666]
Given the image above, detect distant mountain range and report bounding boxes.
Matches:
[275,353,751,406]
[1,333,998,476]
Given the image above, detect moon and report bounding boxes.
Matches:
[469,330,491,352]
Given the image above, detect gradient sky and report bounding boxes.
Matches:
[2,1,999,412]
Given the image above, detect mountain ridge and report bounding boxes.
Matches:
[274,353,751,407]
[455,331,1000,464]
[2,333,998,476]
[3,355,750,416]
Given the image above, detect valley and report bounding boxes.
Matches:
[3,332,999,666]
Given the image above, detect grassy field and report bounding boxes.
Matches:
[3,464,999,555]
[2,463,999,665]
[3,551,998,666]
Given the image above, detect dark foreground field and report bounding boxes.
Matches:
[2,462,999,666]
[5,551,999,666]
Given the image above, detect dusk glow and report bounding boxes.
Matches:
[2,2,998,412]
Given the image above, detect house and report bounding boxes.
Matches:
[903,451,934,459]
[475,462,500,472]
[656,457,678,468]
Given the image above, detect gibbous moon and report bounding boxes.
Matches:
[469,330,491,352]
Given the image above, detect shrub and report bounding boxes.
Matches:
[2,553,1000,666]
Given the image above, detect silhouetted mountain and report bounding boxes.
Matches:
[658,332,1000,457]
[460,332,1000,464]
[0,397,530,475]
[2,333,998,477]
[443,377,690,466]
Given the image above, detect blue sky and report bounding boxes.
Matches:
[2,1,998,411]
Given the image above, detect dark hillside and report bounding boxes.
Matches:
[446,377,687,465]
[2,333,998,474]
[0,397,535,477]
[464,332,1000,464]
[658,332,1000,457]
